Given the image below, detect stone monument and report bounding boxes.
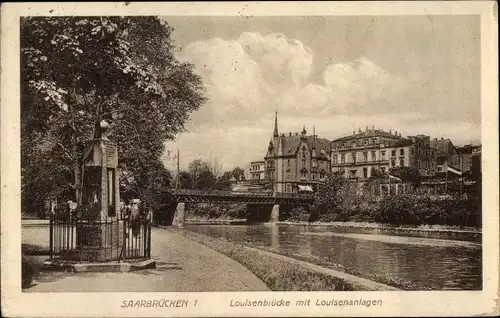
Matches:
[75,120,122,261]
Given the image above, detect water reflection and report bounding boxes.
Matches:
[186,224,482,290]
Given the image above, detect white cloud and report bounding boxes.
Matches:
[166,32,479,171]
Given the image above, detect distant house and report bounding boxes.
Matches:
[249,160,265,184]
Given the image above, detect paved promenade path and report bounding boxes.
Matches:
[25,228,269,292]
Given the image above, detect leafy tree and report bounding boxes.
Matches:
[231,167,246,181]
[188,159,216,190]
[369,168,387,180]
[21,17,206,214]
[389,167,421,183]
[214,166,247,190]
[314,170,346,216]
[178,171,193,189]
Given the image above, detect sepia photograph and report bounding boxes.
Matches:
[1,1,498,317]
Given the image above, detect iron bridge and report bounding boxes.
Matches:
[166,189,315,205]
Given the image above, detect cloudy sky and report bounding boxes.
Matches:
[161,15,480,172]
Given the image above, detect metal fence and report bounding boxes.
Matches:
[49,211,151,263]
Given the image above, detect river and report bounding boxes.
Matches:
[185,224,482,290]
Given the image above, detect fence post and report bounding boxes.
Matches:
[148,217,152,258]
[49,213,53,259]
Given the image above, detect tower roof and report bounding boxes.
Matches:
[273,111,279,137]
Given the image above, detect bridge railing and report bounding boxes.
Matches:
[168,189,314,200]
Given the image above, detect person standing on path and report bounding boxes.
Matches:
[130,199,141,237]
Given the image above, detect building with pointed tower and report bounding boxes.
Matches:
[262,112,330,193]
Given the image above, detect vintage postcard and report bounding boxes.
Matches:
[1,1,499,317]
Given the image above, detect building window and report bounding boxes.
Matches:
[400,149,404,156]
[352,142,356,148]
[333,155,337,164]
[371,151,376,161]
[410,148,414,154]
[312,159,317,167]
[342,142,346,148]
[363,167,368,178]
[350,170,357,178]
[363,152,368,162]
[391,159,396,167]
[286,184,292,193]
[340,154,345,164]
[311,173,317,180]
[391,150,396,157]
[381,167,386,173]
[381,151,386,160]
[364,139,368,145]
[320,170,326,179]
[399,158,404,166]
[287,159,290,167]
[302,159,306,166]
[372,138,377,144]
[300,169,308,179]
[351,152,356,163]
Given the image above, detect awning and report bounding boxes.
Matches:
[388,174,402,181]
[298,185,313,192]
[446,165,463,176]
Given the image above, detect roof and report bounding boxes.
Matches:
[333,129,402,142]
[266,134,330,159]
[250,160,265,164]
[393,139,413,147]
[280,135,330,159]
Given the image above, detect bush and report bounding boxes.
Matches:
[287,207,310,222]
[22,256,37,288]
[375,194,480,227]
[226,204,247,219]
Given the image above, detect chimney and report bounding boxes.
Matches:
[353,130,355,135]
[441,137,444,140]
[389,129,392,134]
[289,132,292,137]
[295,132,298,136]
[365,126,369,132]
[358,128,362,133]
[372,125,375,130]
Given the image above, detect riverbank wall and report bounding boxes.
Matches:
[170,228,399,292]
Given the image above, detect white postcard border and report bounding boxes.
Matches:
[1,2,498,317]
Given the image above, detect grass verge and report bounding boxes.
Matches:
[172,229,357,291]
[175,229,422,290]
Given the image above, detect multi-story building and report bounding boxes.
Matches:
[452,144,482,176]
[249,160,265,183]
[330,127,437,179]
[431,137,460,173]
[264,113,330,193]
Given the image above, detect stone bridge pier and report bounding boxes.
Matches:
[172,202,186,228]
